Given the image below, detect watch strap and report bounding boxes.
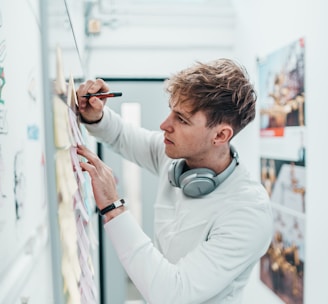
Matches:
[98,199,125,216]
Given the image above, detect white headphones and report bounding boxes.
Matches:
[168,145,239,198]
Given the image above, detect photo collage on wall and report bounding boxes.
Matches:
[258,38,306,304]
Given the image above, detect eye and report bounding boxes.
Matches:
[177,115,188,124]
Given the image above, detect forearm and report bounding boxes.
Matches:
[85,107,165,175]
[83,106,123,145]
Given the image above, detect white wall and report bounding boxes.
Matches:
[86,26,235,78]
[85,1,237,78]
[232,1,304,303]
[0,0,55,303]
[303,1,328,303]
[233,0,328,303]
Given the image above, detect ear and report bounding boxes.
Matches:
[213,124,234,144]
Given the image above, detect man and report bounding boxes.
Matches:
[77,58,273,304]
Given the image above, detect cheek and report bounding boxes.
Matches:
[192,131,212,146]
[184,131,206,147]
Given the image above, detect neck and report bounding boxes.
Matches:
[186,145,232,174]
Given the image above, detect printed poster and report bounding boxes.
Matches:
[258,38,306,304]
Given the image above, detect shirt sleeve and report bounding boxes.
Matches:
[84,106,166,175]
[104,206,273,304]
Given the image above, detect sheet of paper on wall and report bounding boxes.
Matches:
[56,148,81,303]
[62,256,81,304]
[60,211,81,304]
[81,173,95,217]
[74,189,89,223]
[70,147,91,221]
[67,75,84,146]
[70,147,85,187]
[67,74,78,112]
[75,206,97,304]
[77,215,97,304]
[70,147,95,216]
[68,108,84,146]
[53,95,71,149]
[55,45,67,97]
[55,149,78,204]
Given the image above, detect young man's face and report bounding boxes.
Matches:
[160,99,215,162]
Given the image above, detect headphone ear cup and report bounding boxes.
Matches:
[168,146,239,197]
[168,159,186,188]
[179,168,217,197]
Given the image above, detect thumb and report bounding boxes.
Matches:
[89,97,105,110]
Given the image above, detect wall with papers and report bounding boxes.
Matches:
[43,0,100,303]
[0,0,54,303]
[52,56,99,303]
[0,0,99,303]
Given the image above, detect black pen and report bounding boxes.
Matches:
[82,92,123,98]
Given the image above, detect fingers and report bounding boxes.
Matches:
[79,160,98,179]
[77,145,101,169]
[77,79,109,97]
[76,79,109,112]
[86,96,105,112]
[93,78,110,94]
[77,145,111,180]
[77,145,119,209]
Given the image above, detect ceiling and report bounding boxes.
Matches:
[87,0,236,30]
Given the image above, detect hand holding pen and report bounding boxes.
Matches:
[76,79,122,124]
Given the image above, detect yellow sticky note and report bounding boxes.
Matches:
[53,95,71,149]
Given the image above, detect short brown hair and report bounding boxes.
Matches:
[165,58,257,137]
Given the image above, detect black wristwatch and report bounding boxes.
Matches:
[97,199,126,216]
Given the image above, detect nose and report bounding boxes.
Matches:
[160,112,173,132]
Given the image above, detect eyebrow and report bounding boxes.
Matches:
[172,108,193,123]
[169,99,194,122]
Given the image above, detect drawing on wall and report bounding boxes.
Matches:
[0,66,7,134]
[0,10,8,135]
[0,144,6,207]
[14,149,26,220]
[258,38,305,137]
[26,68,40,141]
[258,38,306,304]
[27,70,37,102]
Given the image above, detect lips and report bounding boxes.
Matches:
[164,136,174,145]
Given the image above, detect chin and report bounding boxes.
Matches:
[165,149,179,159]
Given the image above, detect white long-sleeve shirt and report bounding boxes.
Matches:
[85,107,273,304]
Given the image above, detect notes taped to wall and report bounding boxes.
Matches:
[54,47,98,304]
